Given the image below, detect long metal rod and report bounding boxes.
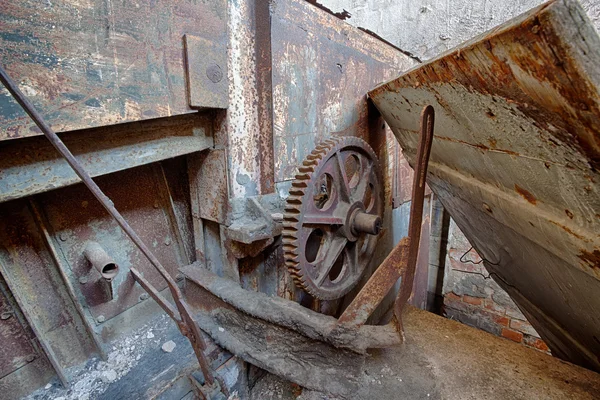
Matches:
[0,66,214,384]
[394,105,435,325]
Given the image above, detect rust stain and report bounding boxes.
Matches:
[549,220,588,241]
[579,249,600,269]
[436,135,520,156]
[514,184,537,205]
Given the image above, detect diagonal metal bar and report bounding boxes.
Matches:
[0,66,215,385]
[393,105,435,329]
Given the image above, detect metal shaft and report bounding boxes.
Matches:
[0,66,214,384]
[394,105,435,326]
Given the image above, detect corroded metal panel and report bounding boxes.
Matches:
[184,35,228,109]
[188,149,230,225]
[38,164,186,322]
[370,0,600,371]
[0,200,96,371]
[270,0,417,182]
[0,113,213,203]
[0,0,227,140]
[0,279,37,378]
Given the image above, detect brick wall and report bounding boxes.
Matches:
[442,220,549,353]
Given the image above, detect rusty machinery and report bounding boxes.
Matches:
[283,137,384,300]
[0,61,436,397]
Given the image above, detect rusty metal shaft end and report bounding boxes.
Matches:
[352,212,382,235]
[84,241,119,280]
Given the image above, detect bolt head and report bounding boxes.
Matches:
[206,63,223,83]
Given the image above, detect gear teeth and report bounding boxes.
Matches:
[298,166,315,173]
[292,181,308,189]
[283,135,381,301]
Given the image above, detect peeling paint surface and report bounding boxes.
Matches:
[0,0,227,140]
[271,0,417,183]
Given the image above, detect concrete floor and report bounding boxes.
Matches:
[251,306,600,399]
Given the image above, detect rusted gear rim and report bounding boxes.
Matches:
[283,136,384,300]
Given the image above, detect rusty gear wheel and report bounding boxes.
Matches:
[283,136,384,300]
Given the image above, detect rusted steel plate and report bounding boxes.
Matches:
[0,0,226,141]
[0,114,213,203]
[370,0,600,371]
[188,149,230,225]
[0,200,96,371]
[38,164,186,322]
[337,238,409,327]
[270,0,417,182]
[184,35,228,109]
[0,280,37,379]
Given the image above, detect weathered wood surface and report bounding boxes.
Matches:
[370,0,600,371]
[0,0,227,140]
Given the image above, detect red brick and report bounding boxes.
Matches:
[463,294,483,306]
[501,328,524,343]
[494,316,510,327]
[446,292,462,302]
[524,336,550,353]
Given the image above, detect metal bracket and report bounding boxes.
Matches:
[184,34,229,109]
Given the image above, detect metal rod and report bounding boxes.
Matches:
[0,66,214,384]
[394,105,435,326]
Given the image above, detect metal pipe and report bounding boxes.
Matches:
[0,66,215,385]
[84,241,119,280]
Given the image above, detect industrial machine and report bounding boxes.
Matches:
[1,0,600,399]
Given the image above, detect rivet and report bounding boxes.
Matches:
[164,237,171,246]
[96,315,105,323]
[25,354,36,362]
[0,312,12,320]
[79,276,88,284]
[59,233,68,241]
[140,293,149,301]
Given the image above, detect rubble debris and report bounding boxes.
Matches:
[162,340,177,353]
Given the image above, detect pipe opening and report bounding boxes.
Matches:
[101,263,119,280]
[84,241,120,281]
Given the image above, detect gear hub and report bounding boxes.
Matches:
[283,136,384,300]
